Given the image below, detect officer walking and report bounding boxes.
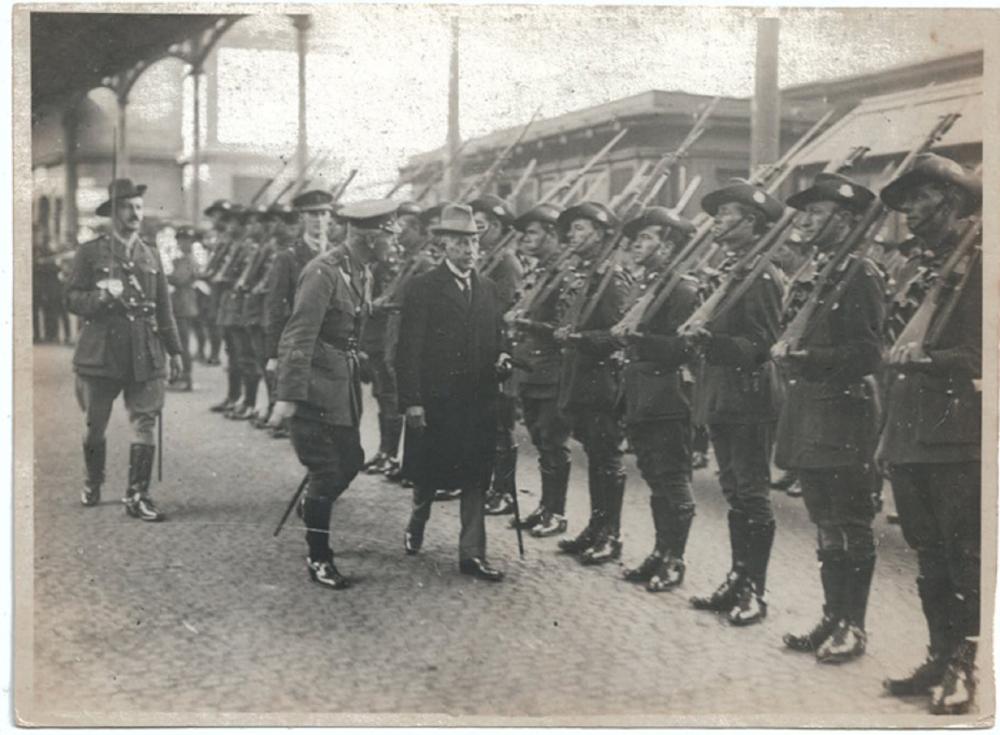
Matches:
[270,199,396,589]
[771,173,884,662]
[66,178,182,520]
[877,154,982,715]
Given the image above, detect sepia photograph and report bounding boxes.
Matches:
[11,2,998,727]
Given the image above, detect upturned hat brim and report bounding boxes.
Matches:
[881,168,982,218]
[96,185,147,217]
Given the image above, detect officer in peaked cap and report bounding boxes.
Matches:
[262,191,338,437]
[292,188,336,213]
[687,177,784,627]
[506,200,573,538]
[271,200,386,590]
[772,172,884,664]
[552,198,631,566]
[467,194,524,518]
[877,153,983,715]
[67,178,182,521]
[616,206,700,592]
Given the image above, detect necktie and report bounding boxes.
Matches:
[456,275,471,304]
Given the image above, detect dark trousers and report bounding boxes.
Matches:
[175,317,193,378]
[232,326,261,379]
[289,416,365,499]
[799,465,876,561]
[521,394,571,514]
[890,462,981,647]
[569,406,626,532]
[247,325,269,403]
[627,418,694,511]
[289,415,365,562]
[410,483,487,561]
[369,350,402,456]
[709,422,774,525]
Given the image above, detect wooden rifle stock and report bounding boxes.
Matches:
[891,218,981,353]
[508,159,537,202]
[542,128,629,207]
[331,169,358,202]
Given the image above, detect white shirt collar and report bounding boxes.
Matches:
[444,258,472,282]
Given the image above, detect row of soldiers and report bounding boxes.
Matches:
[69,136,982,716]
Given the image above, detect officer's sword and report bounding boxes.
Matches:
[274,474,310,537]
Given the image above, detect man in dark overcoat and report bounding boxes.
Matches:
[66,178,182,520]
[396,203,507,582]
[167,225,200,391]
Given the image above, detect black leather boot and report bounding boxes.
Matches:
[727,520,774,626]
[123,444,163,521]
[930,639,977,715]
[558,512,604,555]
[486,445,518,515]
[885,570,954,696]
[82,440,106,507]
[691,509,746,611]
[580,472,624,565]
[211,369,242,412]
[784,553,843,652]
[647,507,693,591]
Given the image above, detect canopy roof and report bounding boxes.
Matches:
[30,12,232,106]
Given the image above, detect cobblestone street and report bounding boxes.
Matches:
[22,344,987,725]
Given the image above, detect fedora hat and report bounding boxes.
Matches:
[95,178,147,217]
[430,203,479,235]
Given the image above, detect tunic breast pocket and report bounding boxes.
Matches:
[807,383,875,453]
[918,379,980,445]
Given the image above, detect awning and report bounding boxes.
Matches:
[30,12,235,106]
[795,77,981,166]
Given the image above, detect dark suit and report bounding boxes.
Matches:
[395,262,504,560]
[168,254,198,379]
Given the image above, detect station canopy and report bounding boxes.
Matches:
[31,12,233,106]
[796,77,982,167]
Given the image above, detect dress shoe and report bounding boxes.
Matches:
[363,452,391,475]
[647,556,686,592]
[691,570,741,611]
[884,649,949,697]
[381,458,400,477]
[783,612,837,652]
[691,451,709,470]
[484,492,515,515]
[459,557,504,582]
[816,620,866,664]
[530,511,567,538]
[558,523,598,555]
[123,493,165,522]
[167,378,193,392]
[580,533,622,566]
[306,557,351,590]
[727,579,767,626]
[206,356,222,366]
[404,525,424,555]
[770,470,798,490]
[81,483,101,507]
[209,398,235,413]
[270,425,290,439]
[227,404,255,421]
[623,552,663,583]
[512,504,545,530]
[435,488,461,501]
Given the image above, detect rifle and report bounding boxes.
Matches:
[248,154,294,208]
[608,163,652,212]
[507,158,537,203]
[293,151,331,197]
[385,158,432,199]
[481,130,630,282]
[889,217,981,360]
[414,140,470,203]
[567,97,720,331]
[332,169,358,203]
[777,112,962,351]
[459,106,542,201]
[615,108,837,334]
